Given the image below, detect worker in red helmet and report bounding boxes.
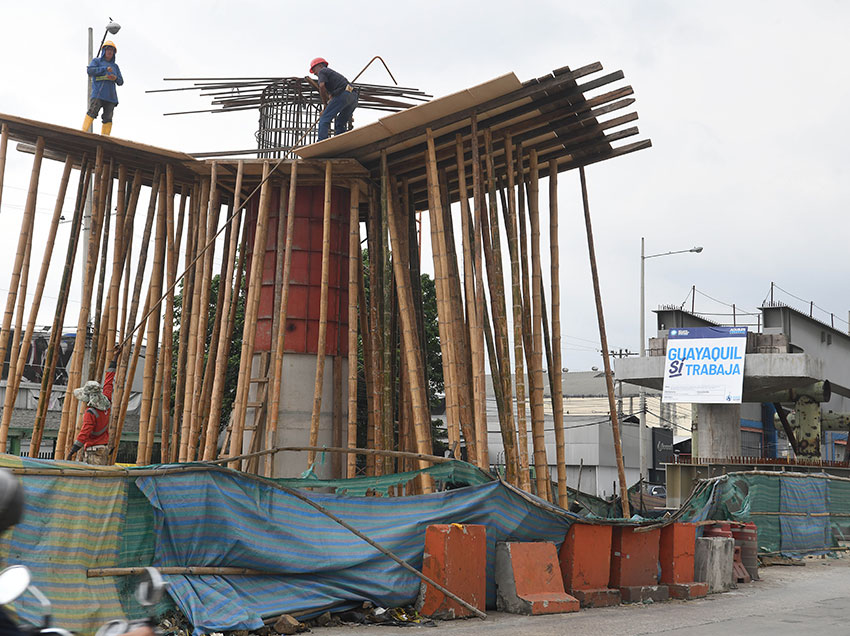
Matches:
[309,57,359,141]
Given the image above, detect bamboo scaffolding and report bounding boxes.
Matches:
[346,182,360,478]
[469,116,489,468]
[174,184,199,461]
[103,166,133,369]
[385,168,434,489]
[0,137,43,385]
[111,166,162,457]
[548,160,568,508]
[0,157,71,448]
[4,238,32,447]
[307,162,334,466]
[30,157,90,457]
[454,134,480,467]
[229,161,272,467]
[160,173,184,464]
[136,177,168,465]
[204,163,246,461]
[89,162,115,380]
[366,189,383,476]
[424,130,461,456]
[357,249,377,476]
[503,135,531,491]
[178,180,209,461]
[526,150,552,501]
[58,151,107,457]
[483,130,519,485]
[188,168,220,460]
[261,165,295,474]
[380,152,394,475]
[579,166,630,517]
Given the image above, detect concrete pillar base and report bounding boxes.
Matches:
[695,404,741,458]
[694,537,735,593]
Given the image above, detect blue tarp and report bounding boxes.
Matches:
[780,476,830,555]
[136,471,578,635]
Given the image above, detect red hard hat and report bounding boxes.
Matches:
[309,57,328,73]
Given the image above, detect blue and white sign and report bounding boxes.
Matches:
[662,326,747,404]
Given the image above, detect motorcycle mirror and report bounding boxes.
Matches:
[134,567,165,607]
[0,565,31,605]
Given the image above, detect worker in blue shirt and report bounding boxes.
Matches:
[82,40,123,136]
[310,57,358,141]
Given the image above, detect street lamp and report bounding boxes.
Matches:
[639,237,703,482]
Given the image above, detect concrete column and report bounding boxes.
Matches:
[695,404,741,459]
[794,395,822,459]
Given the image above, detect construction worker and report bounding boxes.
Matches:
[66,361,116,465]
[82,40,123,136]
[309,57,358,141]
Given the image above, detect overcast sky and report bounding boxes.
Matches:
[1,0,848,371]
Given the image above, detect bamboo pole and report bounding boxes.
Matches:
[469,117,489,468]
[174,184,199,461]
[3,237,32,448]
[110,167,161,457]
[424,130,461,455]
[204,163,246,461]
[379,153,394,475]
[547,160,568,509]
[179,180,209,461]
[307,162,334,466]
[0,124,8,214]
[526,150,551,501]
[136,177,168,465]
[104,166,133,369]
[366,189,383,475]
[89,161,115,380]
[30,157,90,457]
[502,135,531,491]
[579,166,630,517]
[387,168,434,491]
[188,167,220,460]
[346,182,360,478]
[454,134,481,466]
[357,249,377,476]
[229,161,272,466]
[0,137,43,382]
[58,151,107,457]
[483,129,519,485]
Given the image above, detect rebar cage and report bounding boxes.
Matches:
[256,79,323,159]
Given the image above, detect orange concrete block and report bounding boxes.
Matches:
[418,524,486,619]
[660,523,697,585]
[559,523,613,590]
[609,526,660,588]
[495,542,580,615]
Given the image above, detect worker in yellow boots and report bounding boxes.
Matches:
[82,40,123,136]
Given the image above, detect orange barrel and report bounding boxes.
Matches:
[731,522,759,581]
[703,522,734,539]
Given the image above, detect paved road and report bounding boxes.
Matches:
[318,557,850,635]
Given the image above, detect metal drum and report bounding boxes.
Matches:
[732,522,759,581]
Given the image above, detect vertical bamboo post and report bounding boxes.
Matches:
[387,168,434,492]
[424,130,461,456]
[547,160,568,508]
[178,180,208,461]
[229,162,272,466]
[454,134,481,466]
[188,167,220,460]
[526,150,551,501]
[379,153,394,474]
[366,189,383,475]
[503,134,531,491]
[357,251,377,475]
[136,176,168,464]
[0,124,8,213]
[579,166,629,517]
[0,157,73,447]
[104,166,133,368]
[469,117,489,468]
[0,137,44,379]
[483,129,519,484]
[307,161,334,466]
[30,157,90,457]
[4,238,32,448]
[89,161,115,379]
[204,163,246,460]
[346,182,360,478]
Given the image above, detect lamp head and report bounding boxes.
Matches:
[106,19,121,35]
[692,246,704,253]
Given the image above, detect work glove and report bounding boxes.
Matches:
[66,441,83,460]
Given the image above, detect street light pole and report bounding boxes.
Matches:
[639,238,703,483]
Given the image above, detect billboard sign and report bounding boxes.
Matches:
[662,326,747,404]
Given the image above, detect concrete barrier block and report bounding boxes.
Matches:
[572,588,622,608]
[609,526,661,588]
[668,582,709,600]
[620,585,669,603]
[495,542,580,615]
[559,523,613,590]
[694,537,735,594]
[660,522,696,585]
[417,524,486,619]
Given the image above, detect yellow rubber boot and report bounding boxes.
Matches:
[82,115,94,131]
[101,122,113,136]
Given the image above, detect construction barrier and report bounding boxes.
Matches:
[558,524,620,607]
[417,524,486,619]
[495,542,579,615]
